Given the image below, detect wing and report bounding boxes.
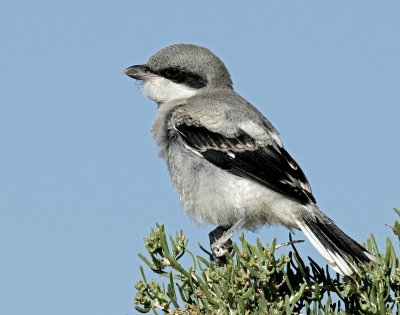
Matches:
[174,121,316,205]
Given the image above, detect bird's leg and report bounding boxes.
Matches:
[209,217,247,266]
[209,226,232,266]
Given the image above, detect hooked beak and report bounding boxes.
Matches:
[124,65,150,80]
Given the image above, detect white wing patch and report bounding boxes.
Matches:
[227,151,236,158]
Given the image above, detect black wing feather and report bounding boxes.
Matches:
[177,123,315,205]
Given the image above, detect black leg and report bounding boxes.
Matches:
[208,218,247,266]
[208,225,233,266]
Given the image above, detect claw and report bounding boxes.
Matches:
[208,218,247,266]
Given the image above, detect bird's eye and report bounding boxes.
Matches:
[159,67,208,89]
[163,68,183,79]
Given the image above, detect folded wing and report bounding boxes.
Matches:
[174,121,316,205]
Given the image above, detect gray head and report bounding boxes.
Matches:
[124,44,233,104]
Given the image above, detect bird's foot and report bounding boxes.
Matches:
[209,226,233,266]
[208,217,247,266]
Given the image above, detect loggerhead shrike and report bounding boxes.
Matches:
[124,44,374,276]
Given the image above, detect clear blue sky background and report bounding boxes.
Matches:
[1,1,399,314]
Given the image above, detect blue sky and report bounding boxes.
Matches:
[1,1,399,314]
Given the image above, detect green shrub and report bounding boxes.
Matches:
[134,209,400,314]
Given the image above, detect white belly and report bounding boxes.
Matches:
[166,145,304,230]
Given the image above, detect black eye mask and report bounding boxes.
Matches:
[157,67,208,89]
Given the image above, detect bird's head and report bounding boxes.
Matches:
[124,44,232,104]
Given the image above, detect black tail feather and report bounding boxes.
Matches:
[298,214,374,276]
[304,215,371,263]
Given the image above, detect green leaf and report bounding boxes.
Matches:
[134,305,151,313]
[134,210,400,314]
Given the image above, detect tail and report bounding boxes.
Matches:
[296,212,375,276]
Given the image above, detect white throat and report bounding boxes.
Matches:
[141,76,198,103]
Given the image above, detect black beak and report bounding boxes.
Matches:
[124,65,149,80]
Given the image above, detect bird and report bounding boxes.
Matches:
[124,43,375,276]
